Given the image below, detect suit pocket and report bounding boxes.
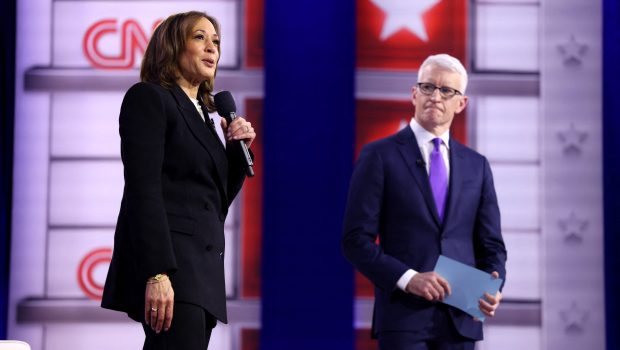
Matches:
[167,213,196,236]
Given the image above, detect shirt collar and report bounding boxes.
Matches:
[409,118,450,149]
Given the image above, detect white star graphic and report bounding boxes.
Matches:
[371,0,441,41]
[558,212,588,243]
[558,35,588,66]
[557,123,587,155]
[560,302,588,334]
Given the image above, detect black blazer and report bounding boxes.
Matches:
[101,82,249,323]
[342,127,506,340]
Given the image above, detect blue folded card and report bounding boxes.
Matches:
[433,255,503,321]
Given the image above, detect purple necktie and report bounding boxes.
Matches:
[429,138,448,220]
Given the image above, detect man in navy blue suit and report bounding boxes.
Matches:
[342,54,507,350]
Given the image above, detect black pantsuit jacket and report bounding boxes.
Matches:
[102,82,248,324]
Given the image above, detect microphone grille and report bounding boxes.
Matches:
[214,91,237,116]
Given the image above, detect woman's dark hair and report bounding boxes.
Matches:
[140,11,221,111]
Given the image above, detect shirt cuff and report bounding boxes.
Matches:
[396,269,418,292]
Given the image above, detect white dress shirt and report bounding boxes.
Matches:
[190,97,226,146]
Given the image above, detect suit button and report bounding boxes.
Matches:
[204,203,210,210]
[206,244,213,251]
[218,214,226,222]
[219,252,224,260]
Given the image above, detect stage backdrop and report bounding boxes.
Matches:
[9,0,605,349]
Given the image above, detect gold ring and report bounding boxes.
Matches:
[151,307,158,312]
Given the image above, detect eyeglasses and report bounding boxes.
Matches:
[417,82,462,99]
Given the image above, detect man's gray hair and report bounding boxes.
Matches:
[418,54,468,93]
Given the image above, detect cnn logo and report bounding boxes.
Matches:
[83,19,160,69]
[77,247,112,300]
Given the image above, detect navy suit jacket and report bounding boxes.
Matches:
[102,82,249,323]
[342,126,507,340]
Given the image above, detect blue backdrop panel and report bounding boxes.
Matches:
[260,0,355,349]
[604,1,620,349]
[0,0,17,339]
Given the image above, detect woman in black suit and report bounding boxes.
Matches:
[101,11,255,349]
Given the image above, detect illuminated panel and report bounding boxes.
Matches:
[206,325,232,350]
[241,328,259,350]
[501,232,540,300]
[480,326,541,350]
[356,329,378,350]
[51,92,124,158]
[475,4,539,72]
[53,1,238,69]
[357,0,467,69]
[49,160,123,226]
[224,204,238,297]
[492,164,539,231]
[241,99,263,297]
[245,0,264,67]
[47,229,113,299]
[45,324,144,350]
[476,96,539,163]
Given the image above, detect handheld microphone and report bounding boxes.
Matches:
[214,91,255,177]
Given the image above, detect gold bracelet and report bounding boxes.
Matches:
[147,274,168,284]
